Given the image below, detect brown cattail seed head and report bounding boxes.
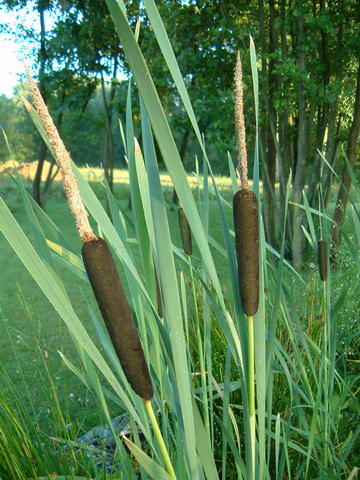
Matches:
[233,189,259,316]
[178,207,192,256]
[82,238,153,400]
[317,240,328,281]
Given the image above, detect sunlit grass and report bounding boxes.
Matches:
[0,158,237,190]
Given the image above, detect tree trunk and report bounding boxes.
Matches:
[43,163,59,204]
[306,0,331,206]
[278,0,292,250]
[263,130,276,246]
[101,76,114,191]
[262,0,278,247]
[291,10,307,267]
[331,59,360,246]
[101,56,118,192]
[323,140,339,209]
[323,14,344,208]
[42,92,66,205]
[33,140,47,206]
[103,126,114,189]
[172,129,190,207]
[32,0,47,207]
[323,107,341,208]
[258,0,267,78]
[306,104,328,205]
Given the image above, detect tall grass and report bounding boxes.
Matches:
[0,1,359,478]
[0,324,101,479]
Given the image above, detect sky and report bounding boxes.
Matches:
[0,5,54,97]
[0,4,122,98]
[0,10,26,97]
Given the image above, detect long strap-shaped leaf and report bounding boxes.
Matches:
[142,0,203,146]
[24,97,156,314]
[140,101,203,479]
[0,198,145,433]
[105,0,225,315]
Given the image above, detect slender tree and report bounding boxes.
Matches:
[331,58,360,246]
[31,0,49,206]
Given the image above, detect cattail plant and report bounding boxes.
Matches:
[25,70,176,480]
[233,52,259,315]
[178,206,192,256]
[233,51,259,480]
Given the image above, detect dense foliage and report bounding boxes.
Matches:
[1,0,360,263]
[1,1,358,170]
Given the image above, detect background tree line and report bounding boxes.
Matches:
[0,0,359,265]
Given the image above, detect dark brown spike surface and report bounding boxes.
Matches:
[82,238,153,400]
[233,189,259,316]
[317,240,328,281]
[178,207,192,256]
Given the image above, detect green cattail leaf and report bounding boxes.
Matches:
[317,240,328,281]
[154,267,163,318]
[233,189,259,316]
[178,207,192,256]
[82,238,153,400]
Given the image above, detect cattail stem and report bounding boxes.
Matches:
[144,400,177,480]
[247,314,256,480]
[322,281,329,470]
[189,257,210,437]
